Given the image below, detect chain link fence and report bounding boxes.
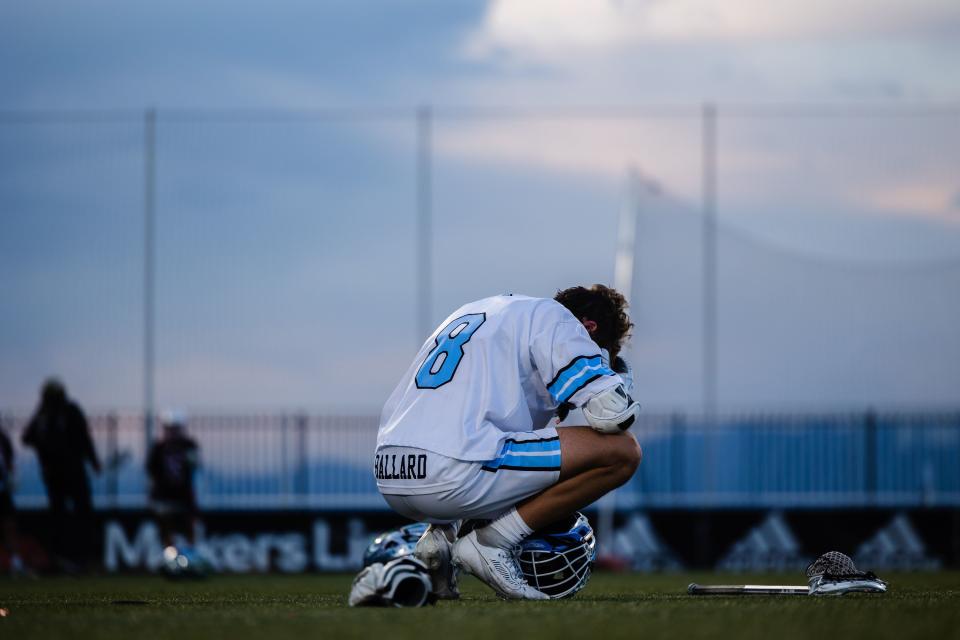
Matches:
[3,412,958,510]
[2,105,958,415]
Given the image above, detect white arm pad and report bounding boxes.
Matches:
[582,384,640,434]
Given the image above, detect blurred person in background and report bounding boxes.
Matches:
[21,378,101,572]
[0,420,27,576]
[147,411,200,547]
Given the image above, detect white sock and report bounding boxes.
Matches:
[476,508,533,549]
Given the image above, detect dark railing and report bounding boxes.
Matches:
[2,412,958,510]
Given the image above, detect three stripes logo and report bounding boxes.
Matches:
[854,513,941,571]
[716,512,807,572]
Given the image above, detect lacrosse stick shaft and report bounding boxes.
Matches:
[687,583,809,596]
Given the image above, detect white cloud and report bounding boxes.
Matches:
[429,108,960,267]
[435,116,793,200]
[859,182,960,223]
[437,119,693,186]
[466,0,960,61]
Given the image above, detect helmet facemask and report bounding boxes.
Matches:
[517,512,597,599]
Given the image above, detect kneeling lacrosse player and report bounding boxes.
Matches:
[375,285,641,600]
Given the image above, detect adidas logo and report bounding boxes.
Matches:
[716,512,807,572]
[855,513,941,571]
[610,513,683,571]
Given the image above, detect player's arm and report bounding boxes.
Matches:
[187,440,200,474]
[531,313,640,434]
[573,349,639,432]
[73,404,101,473]
[0,431,12,471]
[20,415,39,447]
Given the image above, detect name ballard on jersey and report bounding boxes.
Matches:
[374,453,427,480]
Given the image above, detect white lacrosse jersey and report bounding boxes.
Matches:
[377,294,622,461]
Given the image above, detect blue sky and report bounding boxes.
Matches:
[1,1,959,413]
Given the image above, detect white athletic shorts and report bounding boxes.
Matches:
[375,426,562,523]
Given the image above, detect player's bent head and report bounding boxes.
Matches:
[554,284,633,358]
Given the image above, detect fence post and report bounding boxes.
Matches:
[106,413,118,508]
[671,412,685,499]
[281,413,289,507]
[296,413,309,502]
[701,102,718,418]
[864,409,877,506]
[416,105,433,345]
[143,107,157,452]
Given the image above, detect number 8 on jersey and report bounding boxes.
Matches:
[415,313,486,389]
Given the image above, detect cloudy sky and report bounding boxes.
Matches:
[1,0,958,413]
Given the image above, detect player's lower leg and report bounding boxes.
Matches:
[472,427,640,548]
[457,428,640,599]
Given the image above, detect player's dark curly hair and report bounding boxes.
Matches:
[554,284,633,360]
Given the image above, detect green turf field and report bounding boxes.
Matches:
[1,572,958,640]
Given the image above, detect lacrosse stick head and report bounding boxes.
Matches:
[806,551,858,578]
[806,551,887,595]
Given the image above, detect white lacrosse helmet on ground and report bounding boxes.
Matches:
[517,512,597,599]
[348,556,435,607]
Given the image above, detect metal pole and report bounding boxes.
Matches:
[296,413,308,498]
[595,169,644,560]
[417,105,433,344]
[864,409,877,506]
[107,412,118,508]
[144,108,156,449]
[614,167,640,303]
[702,103,717,419]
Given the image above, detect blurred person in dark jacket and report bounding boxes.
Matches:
[21,378,100,570]
[147,411,200,546]
[1,422,26,576]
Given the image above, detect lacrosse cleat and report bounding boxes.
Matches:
[452,529,549,600]
[414,523,461,600]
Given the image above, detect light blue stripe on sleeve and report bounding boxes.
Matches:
[502,440,561,454]
[484,438,562,470]
[503,453,561,468]
[549,360,615,403]
[548,356,602,400]
[484,453,562,470]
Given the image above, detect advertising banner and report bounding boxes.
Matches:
[6,508,958,573]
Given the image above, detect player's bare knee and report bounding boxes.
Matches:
[622,436,641,477]
[607,433,641,486]
[627,434,642,466]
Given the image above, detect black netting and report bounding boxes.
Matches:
[806,551,859,578]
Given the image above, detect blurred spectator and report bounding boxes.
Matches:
[21,378,100,571]
[1,422,26,576]
[147,411,200,546]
